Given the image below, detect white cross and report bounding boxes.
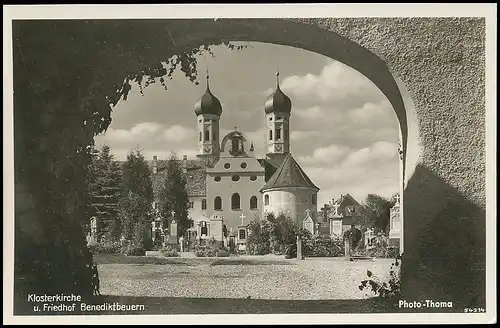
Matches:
[332,204,340,215]
[394,194,401,204]
[239,214,246,225]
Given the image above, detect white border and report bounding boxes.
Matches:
[3,4,497,325]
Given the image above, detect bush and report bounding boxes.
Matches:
[359,255,402,301]
[361,233,400,258]
[194,244,221,257]
[87,240,122,254]
[121,243,145,256]
[160,245,180,257]
[252,243,270,255]
[303,235,344,257]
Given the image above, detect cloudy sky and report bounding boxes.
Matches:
[95,41,400,206]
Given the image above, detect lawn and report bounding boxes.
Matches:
[91,254,395,314]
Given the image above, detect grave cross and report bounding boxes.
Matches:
[239,213,246,225]
[394,194,401,204]
[332,204,340,216]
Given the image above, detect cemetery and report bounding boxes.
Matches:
[87,194,401,309]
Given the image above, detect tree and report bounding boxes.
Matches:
[158,153,190,238]
[266,212,298,249]
[88,144,122,241]
[247,217,271,255]
[359,194,395,233]
[119,150,153,246]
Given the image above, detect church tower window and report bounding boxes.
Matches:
[250,196,258,210]
[201,199,207,210]
[264,194,270,206]
[231,193,241,210]
[204,130,210,142]
[199,132,202,142]
[214,197,222,210]
[269,129,273,141]
[276,127,281,140]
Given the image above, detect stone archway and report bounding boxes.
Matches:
[13,17,486,309]
[138,18,485,308]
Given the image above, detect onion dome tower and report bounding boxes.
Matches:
[265,71,291,155]
[194,74,222,161]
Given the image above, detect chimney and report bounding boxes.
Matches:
[152,156,158,174]
[182,154,188,173]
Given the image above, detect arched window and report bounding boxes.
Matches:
[276,127,281,140]
[231,193,241,210]
[312,194,317,205]
[250,196,258,210]
[269,129,273,141]
[214,197,222,210]
[201,199,207,210]
[199,131,202,142]
[204,130,210,142]
[264,194,269,206]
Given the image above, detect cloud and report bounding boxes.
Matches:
[298,145,351,165]
[99,123,194,145]
[160,125,195,143]
[302,141,400,205]
[294,106,327,120]
[94,122,197,160]
[280,61,386,106]
[290,130,321,141]
[342,141,398,167]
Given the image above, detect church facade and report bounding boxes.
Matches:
[151,73,320,248]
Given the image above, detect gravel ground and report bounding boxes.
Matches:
[98,256,393,301]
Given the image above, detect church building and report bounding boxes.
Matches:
[151,72,320,248]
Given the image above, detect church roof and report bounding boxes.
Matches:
[259,153,288,181]
[260,153,319,192]
[194,75,222,116]
[264,72,292,115]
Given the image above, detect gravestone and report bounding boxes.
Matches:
[179,236,184,252]
[303,215,314,235]
[344,237,351,261]
[166,219,178,245]
[210,213,224,242]
[297,235,303,260]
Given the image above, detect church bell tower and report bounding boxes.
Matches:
[264,72,292,155]
[193,74,222,165]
